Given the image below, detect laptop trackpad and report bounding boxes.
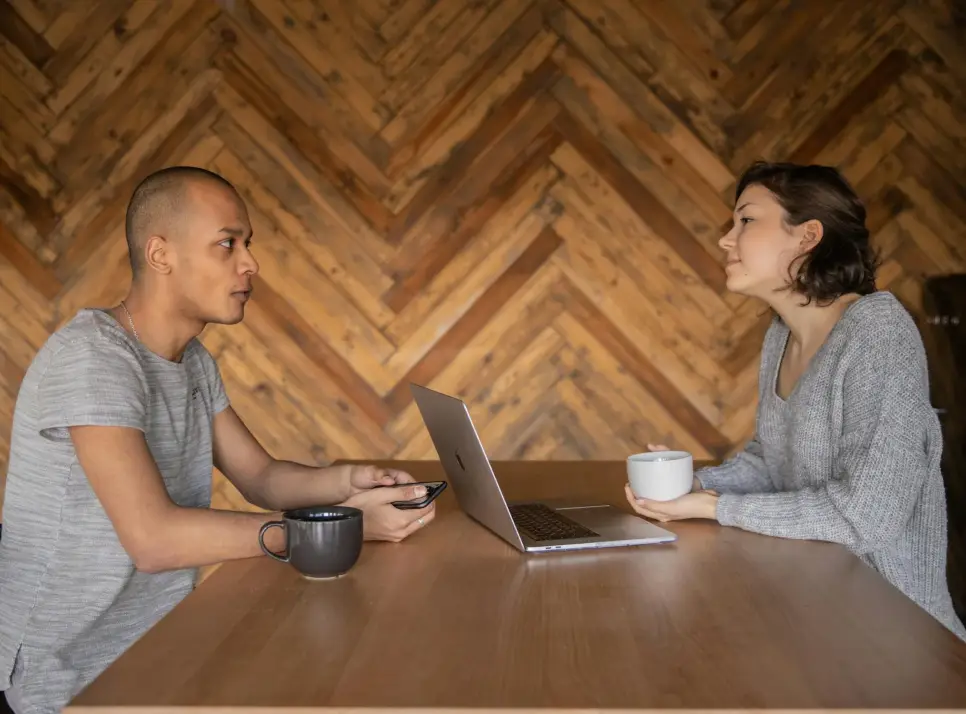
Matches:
[555,503,665,538]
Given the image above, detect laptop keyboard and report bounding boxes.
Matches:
[508,503,600,542]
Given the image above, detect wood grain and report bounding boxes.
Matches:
[0,0,964,527]
[66,461,966,711]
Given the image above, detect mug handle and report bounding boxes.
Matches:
[258,521,290,563]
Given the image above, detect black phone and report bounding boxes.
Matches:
[390,481,447,510]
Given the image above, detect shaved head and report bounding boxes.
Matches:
[124,166,239,278]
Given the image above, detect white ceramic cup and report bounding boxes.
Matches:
[627,451,693,501]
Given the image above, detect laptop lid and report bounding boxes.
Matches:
[410,383,525,550]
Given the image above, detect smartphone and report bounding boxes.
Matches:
[389,480,447,510]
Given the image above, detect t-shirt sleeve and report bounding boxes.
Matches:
[196,342,230,415]
[36,337,148,441]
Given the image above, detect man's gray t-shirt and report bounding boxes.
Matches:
[0,308,229,713]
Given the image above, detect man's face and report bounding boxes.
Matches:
[172,181,258,325]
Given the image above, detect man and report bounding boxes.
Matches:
[0,166,435,714]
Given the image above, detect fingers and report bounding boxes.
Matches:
[624,483,672,522]
[382,468,415,484]
[368,482,428,505]
[395,505,437,541]
[646,443,670,451]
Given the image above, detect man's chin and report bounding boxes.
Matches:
[204,306,247,327]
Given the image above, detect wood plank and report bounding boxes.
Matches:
[385,226,563,413]
[46,0,195,141]
[553,109,727,295]
[41,2,125,85]
[721,0,779,39]
[0,220,59,300]
[53,89,222,279]
[380,0,492,101]
[250,0,389,132]
[214,4,391,170]
[210,89,395,274]
[386,204,555,378]
[384,29,559,210]
[0,0,53,66]
[214,38,395,230]
[211,148,395,331]
[379,0,532,150]
[385,57,560,245]
[385,159,560,330]
[385,262,565,447]
[0,33,51,98]
[791,49,912,164]
[547,160,729,334]
[242,281,396,432]
[552,223,729,434]
[385,93,560,277]
[382,3,547,182]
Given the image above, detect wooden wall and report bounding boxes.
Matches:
[1,0,964,515]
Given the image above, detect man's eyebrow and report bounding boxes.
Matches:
[218,226,246,236]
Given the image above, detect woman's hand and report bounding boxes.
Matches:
[624,482,720,523]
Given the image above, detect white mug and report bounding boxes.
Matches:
[627,451,693,501]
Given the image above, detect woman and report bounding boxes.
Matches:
[625,160,966,641]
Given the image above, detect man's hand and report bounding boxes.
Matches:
[333,463,417,499]
[624,482,719,523]
[341,483,436,542]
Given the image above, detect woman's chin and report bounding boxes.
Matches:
[724,272,752,296]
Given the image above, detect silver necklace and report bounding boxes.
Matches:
[119,300,140,341]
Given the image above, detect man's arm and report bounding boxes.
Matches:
[210,406,349,511]
[210,407,437,542]
[69,424,285,573]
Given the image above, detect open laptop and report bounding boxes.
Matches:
[410,383,677,553]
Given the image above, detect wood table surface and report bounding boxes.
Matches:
[67,460,966,713]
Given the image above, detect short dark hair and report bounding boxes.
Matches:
[735,161,879,305]
[124,166,237,277]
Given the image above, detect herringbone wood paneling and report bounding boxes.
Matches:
[2,0,965,518]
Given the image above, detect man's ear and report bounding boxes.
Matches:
[144,235,172,275]
[800,219,824,251]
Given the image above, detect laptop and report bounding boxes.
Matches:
[410,383,677,552]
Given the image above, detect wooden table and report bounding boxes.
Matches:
[67,461,966,712]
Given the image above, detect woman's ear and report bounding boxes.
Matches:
[800,219,824,251]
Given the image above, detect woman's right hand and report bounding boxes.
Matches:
[646,443,702,492]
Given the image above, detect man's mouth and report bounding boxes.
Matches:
[232,289,252,301]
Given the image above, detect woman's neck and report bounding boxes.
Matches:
[769,292,863,352]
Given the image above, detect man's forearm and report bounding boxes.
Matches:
[247,461,348,511]
[137,506,285,573]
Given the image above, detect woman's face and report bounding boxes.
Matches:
[718,184,817,300]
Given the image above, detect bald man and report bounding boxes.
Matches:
[0,167,435,714]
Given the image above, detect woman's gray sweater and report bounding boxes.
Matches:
[699,291,966,641]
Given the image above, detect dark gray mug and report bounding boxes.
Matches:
[258,506,363,580]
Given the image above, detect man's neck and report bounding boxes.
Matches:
[117,285,205,363]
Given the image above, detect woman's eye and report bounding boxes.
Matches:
[740,217,753,225]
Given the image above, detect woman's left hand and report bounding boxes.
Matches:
[624,483,720,522]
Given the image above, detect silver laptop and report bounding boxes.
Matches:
[410,383,677,552]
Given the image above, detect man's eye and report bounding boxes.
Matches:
[220,238,234,248]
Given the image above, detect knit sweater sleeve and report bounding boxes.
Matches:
[695,435,774,494]
[694,317,781,495]
[714,314,938,555]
